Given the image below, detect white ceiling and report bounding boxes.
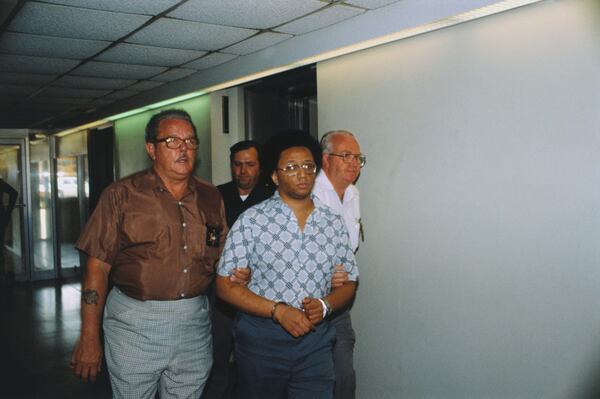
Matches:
[0,0,503,131]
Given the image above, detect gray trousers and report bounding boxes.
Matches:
[331,310,356,399]
[103,288,213,399]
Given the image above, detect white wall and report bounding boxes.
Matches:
[317,1,600,398]
[210,87,245,185]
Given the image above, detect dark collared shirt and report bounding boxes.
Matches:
[76,168,227,301]
[217,180,274,228]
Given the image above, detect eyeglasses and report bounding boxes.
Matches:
[277,162,317,176]
[328,152,366,167]
[155,136,198,149]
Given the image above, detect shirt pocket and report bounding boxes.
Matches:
[120,211,168,246]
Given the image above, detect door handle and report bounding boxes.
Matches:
[14,203,26,208]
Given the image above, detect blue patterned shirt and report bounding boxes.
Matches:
[217,191,358,307]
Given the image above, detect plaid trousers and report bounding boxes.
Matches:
[103,288,213,399]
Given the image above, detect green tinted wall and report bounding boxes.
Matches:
[114,95,211,181]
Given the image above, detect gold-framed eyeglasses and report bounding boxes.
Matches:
[328,152,366,167]
[277,162,317,176]
[155,136,198,149]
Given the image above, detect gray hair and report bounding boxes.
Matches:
[319,130,355,153]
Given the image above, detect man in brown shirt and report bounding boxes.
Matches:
[70,109,227,399]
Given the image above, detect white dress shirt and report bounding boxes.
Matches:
[312,170,361,252]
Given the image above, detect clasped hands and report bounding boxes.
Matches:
[231,265,349,338]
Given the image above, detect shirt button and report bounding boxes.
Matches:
[183,245,188,251]
[178,201,182,206]
[183,269,188,273]
[182,222,187,227]
[180,293,185,298]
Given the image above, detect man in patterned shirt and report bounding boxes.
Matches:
[216,131,358,399]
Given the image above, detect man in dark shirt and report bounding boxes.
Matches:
[217,140,274,227]
[204,141,273,399]
[70,109,228,399]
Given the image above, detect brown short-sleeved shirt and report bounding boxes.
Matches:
[76,168,227,300]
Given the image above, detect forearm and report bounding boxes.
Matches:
[324,281,357,312]
[216,275,276,318]
[79,257,111,340]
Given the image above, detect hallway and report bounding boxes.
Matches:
[0,278,112,398]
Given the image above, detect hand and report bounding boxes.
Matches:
[70,337,103,383]
[229,267,251,286]
[302,297,324,325]
[274,304,314,338]
[331,264,349,288]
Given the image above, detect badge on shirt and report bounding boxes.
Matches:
[206,224,221,247]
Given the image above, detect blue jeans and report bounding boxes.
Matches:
[331,310,356,399]
[203,287,237,399]
[234,313,336,399]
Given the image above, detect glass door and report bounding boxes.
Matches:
[0,139,29,282]
[30,136,57,280]
[54,130,88,278]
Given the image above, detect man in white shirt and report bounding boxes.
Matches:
[312,130,366,399]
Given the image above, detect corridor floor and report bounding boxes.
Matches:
[0,278,112,398]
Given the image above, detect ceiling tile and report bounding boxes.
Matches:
[95,43,206,67]
[40,0,181,15]
[224,32,292,55]
[127,18,257,51]
[150,68,197,82]
[9,103,77,112]
[40,86,112,99]
[0,0,19,26]
[0,72,57,85]
[344,0,400,9]
[168,0,325,29]
[53,75,137,90]
[91,98,116,106]
[278,4,364,35]
[0,84,41,96]
[8,2,151,41]
[0,32,110,60]
[0,55,79,74]
[184,52,238,70]
[126,80,165,91]
[71,61,167,79]
[27,97,93,105]
[102,90,138,100]
[0,96,21,103]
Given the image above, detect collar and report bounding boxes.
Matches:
[270,190,326,214]
[134,168,196,197]
[315,170,358,203]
